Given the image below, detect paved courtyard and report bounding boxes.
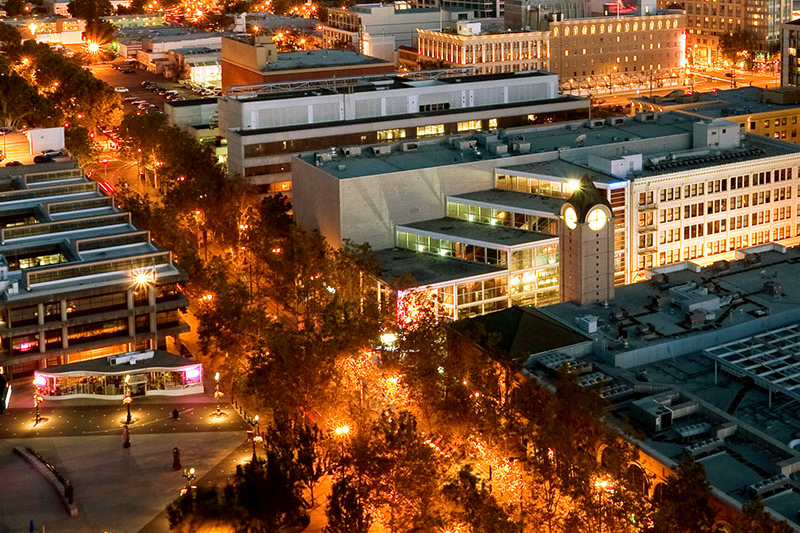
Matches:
[0,383,249,533]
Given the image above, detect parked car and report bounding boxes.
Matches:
[41,149,62,157]
[33,155,54,164]
[5,161,22,167]
[122,69,136,74]
[114,87,129,93]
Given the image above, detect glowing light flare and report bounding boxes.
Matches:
[132,269,155,288]
[185,367,201,380]
[32,375,46,388]
[334,425,350,436]
[87,42,100,53]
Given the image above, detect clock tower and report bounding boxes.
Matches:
[559,175,615,306]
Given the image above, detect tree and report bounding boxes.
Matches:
[0,22,21,51]
[167,486,237,533]
[730,497,794,533]
[350,410,442,533]
[3,0,26,16]
[651,453,715,533]
[719,30,760,64]
[295,422,328,506]
[231,453,308,533]
[0,70,61,129]
[325,475,372,533]
[65,124,100,165]
[67,0,112,20]
[442,465,517,533]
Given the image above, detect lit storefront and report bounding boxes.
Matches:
[34,350,203,400]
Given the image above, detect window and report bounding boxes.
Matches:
[488,118,498,129]
[457,120,482,132]
[418,103,450,113]
[377,128,406,141]
[416,124,444,137]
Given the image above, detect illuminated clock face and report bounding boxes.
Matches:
[564,206,578,229]
[587,207,608,231]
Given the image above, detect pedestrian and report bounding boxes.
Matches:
[172,408,179,419]
[173,447,181,471]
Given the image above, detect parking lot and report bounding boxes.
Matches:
[89,62,217,117]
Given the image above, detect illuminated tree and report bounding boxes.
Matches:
[64,124,100,165]
[350,410,443,533]
[0,22,21,51]
[442,465,517,533]
[325,475,372,533]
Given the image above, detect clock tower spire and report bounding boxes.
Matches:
[559,175,615,306]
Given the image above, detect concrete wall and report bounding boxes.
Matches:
[292,157,342,246]
[165,99,219,130]
[605,307,800,368]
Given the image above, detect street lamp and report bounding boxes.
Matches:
[214,372,224,418]
[181,466,196,496]
[132,268,157,350]
[123,374,132,425]
[32,375,46,426]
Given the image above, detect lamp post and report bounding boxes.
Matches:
[181,466,196,497]
[252,430,263,462]
[123,374,132,425]
[32,376,45,426]
[132,268,157,350]
[214,372,224,418]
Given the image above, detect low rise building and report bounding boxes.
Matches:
[0,162,190,378]
[322,3,472,63]
[292,112,800,319]
[11,17,85,46]
[220,35,396,92]
[218,69,587,191]
[632,86,800,144]
[415,11,686,92]
[168,46,222,87]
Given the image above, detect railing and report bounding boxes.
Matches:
[26,251,171,286]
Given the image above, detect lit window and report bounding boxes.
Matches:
[565,26,570,36]
[633,22,638,31]
[457,120,482,132]
[591,25,595,34]
[416,124,444,137]
[553,27,559,37]
[488,118,498,128]
[565,49,569,56]
[377,129,406,141]
[582,25,587,35]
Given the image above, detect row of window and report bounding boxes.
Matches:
[553,18,679,38]
[446,201,557,234]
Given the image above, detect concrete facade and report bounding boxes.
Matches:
[219,70,587,190]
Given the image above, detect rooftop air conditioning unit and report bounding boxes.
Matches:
[488,142,508,155]
[342,146,361,157]
[510,140,531,153]
[587,119,605,129]
[371,145,392,156]
[453,138,477,150]
[315,152,333,163]
[402,142,419,152]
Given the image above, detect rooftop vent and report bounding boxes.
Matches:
[687,310,706,327]
[744,253,761,266]
[371,145,392,156]
[711,260,730,273]
[402,142,419,152]
[762,281,782,297]
[342,146,361,157]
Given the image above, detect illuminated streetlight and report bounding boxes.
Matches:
[132,269,157,349]
[181,466,196,496]
[32,375,46,426]
[87,42,100,53]
[123,374,132,424]
[214,372,224,418]
[334,425,350,436]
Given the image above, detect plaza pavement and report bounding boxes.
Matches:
[0,381,249,533]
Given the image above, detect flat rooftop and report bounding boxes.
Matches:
[37,350,197,376]
[300,112,800,181]
[375,247,504,287]
[263,49,389,71]
[542,245,800,361]
[225,69,555,101]
[398,217,556,247]
[0,162,186,302]
[448,189,565,216]
[634,86,800,118]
